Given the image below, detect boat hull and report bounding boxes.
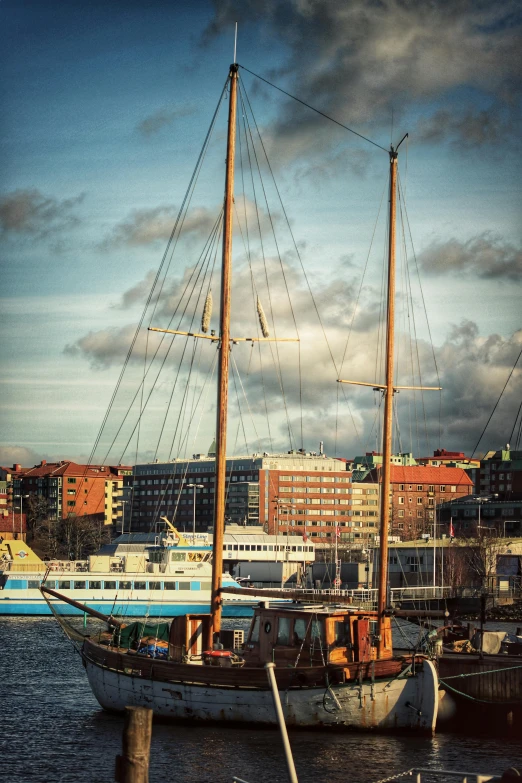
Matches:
[0,596,255,618]
[83,641,438,731]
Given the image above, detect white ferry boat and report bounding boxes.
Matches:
[0,526,261,618]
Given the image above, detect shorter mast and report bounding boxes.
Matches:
[376,147,398,658]
[208,63,239,649]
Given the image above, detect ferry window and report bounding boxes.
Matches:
[28,580,40,589]
[188,552,204,562]
[233,545,238,551]
[171,552,186,562]
[256,545,262,551]
[250,616,260,643]
[277,617,291,645]
[334,621,351,646]
[74,581,86,590]
[58,581,71,589]
[89,581,101,590]
[134,581,146,590]
[268,545,273,551]
[262,546,267,551]
[120,581,132,590]
[201,582,211,591]
[294,618,307,643]
[178,582,190,591]
[149,581,161,590]
[191,582,201,591]
[104,581,116,589]
[164,582,177,590]
[239,545,244,551]
[244,545,250,551]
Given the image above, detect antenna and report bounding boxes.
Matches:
[234,21,238,64]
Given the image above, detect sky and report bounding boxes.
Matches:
[1,0,521,470]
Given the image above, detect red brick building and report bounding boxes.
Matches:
[16,461,132,526]
[366,465,474,540]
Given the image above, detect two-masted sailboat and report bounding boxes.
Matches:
[42,63,439,731]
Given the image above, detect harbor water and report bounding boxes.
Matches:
[1,617,520,783]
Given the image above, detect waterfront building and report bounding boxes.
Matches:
[127,449,384,543]
[468,446,522,501]
[438,496,522,538]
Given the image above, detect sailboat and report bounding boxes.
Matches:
[42,62,439,731]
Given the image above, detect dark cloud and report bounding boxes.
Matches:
[0,189,84,238]
[416,107,514,148]
[418,234,522,281]
[207,0,521,157]
[136,104,197,137]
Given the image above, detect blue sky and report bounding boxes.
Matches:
[1,0,521,468]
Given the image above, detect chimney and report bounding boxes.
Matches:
[41,460,47,467]
[13,464,22,472]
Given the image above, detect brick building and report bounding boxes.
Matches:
[127,451,381,544]
[366,465,474,540]
[416,449,480,470]
[17,461,132,526]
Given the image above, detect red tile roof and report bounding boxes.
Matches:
[389,466,473,485]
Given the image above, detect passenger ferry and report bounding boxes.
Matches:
[0,525,262,618]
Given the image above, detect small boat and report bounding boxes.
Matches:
[44,61,440,731]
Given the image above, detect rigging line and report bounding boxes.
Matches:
[399,192,430,456]
[240,81,362,448]
[231,349,262,446]
[231,351,250,455]
[238,64,388,153]
[338,180,387,378]
[237,106,274,452]
[82,79,228,475]
[153,220,220,460]
[469,345,522,460]
[239,87,299,442]
[508,396,522,447]
[110,210,225,467]
[238,87,295,449]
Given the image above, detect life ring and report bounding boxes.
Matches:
[203,650,234,658]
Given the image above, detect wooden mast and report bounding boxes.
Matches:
[376,147,398,658]
[208,63,238,648]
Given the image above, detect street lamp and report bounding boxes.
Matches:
[14,494,29,537]
[186,484,204,544]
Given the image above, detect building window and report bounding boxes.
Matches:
[451,485,456,492]
[67,478,76,484]
[417,497,423,505]
[398,497,404,504]
[440,485,446,492]
[417,485,423,491]
[398,510,404,517]
[399,484,404,491]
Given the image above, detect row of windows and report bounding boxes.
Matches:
[397,484,458,492]
[27,580,208,591]
[279,475,350,483]
[224,544,314,552]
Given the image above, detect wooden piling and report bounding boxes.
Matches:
[115,706,153,783]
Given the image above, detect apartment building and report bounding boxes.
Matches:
[469,446,522,501]
[127,449,382,542]
[17,461,132,526]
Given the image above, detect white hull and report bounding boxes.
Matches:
[84,656,438,731]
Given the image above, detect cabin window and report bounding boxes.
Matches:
[277,617,291,645]
[58,581,71,589]
[178,582,191,591]
[311,620,324,643]
[334,621,351,646]
[250,616,260,643]
[294,618,307,643]
[89,581,101,590]
[171,552,186,562]
[201,582,211,591]
[134,581,146,590]
[104,581,116,589]
[73,581,86,590]
[149,581,161,590]
[187,552,205,562]
[120,581,132,590]
[164,582,177,590]
[28,580,40,589]
[191,582,201,591]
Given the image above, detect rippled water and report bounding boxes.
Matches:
[1,617,520,783]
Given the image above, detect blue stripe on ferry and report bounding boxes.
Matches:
[0,600,255,618]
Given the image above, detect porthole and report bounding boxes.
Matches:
[264,621,272,634]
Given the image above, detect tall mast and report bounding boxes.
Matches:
[208,63,238,648]
[376,148,398,658]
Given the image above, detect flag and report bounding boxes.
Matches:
[302,530,308,542]
[449,519,455,539]
[335,525,341,539]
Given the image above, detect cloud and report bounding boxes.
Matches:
[0,444,43,468]
[100,204,219,248]
[0,189,85,239]
[136,104,197,137]
[416,107,514,148]
[207,1,522,156]
[418,234,522,281]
